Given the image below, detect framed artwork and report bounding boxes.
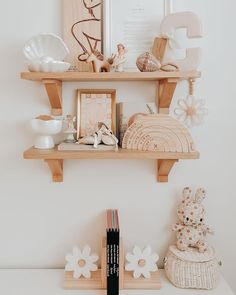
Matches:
[62,0,103,72]
[103,0,173,70]
[77,89,116,138]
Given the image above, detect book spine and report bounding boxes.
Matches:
[107,229,119,295]
[114,229,119,295]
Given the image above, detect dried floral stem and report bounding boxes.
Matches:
[189,78,195,96]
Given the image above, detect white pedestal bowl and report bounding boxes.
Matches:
[31,119,62,149]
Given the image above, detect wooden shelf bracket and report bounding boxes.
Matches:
[158,78,178,114]
[45,159,63,182]
[43,79,62,116]
[157,159,178,183]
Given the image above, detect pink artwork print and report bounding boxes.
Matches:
[80,94,112,136]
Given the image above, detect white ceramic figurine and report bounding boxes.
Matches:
[113,44,127,72]
[64,115,77,143]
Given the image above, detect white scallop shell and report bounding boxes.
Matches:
[23,33,69,62]
[28,60,70,73]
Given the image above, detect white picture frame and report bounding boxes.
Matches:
[103,0,172,70]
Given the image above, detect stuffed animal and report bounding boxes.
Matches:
[173,187,214,253]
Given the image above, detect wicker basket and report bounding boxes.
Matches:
[164,245,220,290]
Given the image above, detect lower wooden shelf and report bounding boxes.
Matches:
[23,146,200,183]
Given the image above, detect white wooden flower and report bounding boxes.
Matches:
[174,95,208,128]
[125,246,159,279]
[65,246,98,279]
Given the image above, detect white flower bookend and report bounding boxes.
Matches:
[63,237,161,290]
[65,246,98,279]
[125,246,159,279]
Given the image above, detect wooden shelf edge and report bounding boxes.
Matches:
[23,147,200,160]
[20,71,201,82]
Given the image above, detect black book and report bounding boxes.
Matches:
[106,209,120,295]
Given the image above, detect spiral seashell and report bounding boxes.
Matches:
[136,52,161,72]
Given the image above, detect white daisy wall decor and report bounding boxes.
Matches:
[174,79,208,128]
[125,246,159,279]
[65,246,98,279]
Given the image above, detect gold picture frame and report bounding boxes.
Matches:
[77,89,116,139]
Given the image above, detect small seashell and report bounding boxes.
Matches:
[136,52,161,72]
[161,63,179,72]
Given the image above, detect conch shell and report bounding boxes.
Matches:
[136,52,161,72]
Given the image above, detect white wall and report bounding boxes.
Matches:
[0,0,235,292]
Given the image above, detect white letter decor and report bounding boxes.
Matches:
[161,12,203,71]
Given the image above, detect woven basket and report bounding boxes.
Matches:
[164,245,220,290]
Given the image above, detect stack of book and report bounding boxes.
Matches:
[58,143,117,151]
[106,209,120,295]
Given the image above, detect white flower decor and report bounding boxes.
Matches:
[65,246,98,279]
[125,246,159,279]
[174,95,208,128]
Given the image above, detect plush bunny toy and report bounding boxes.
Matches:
[173,187,214,253]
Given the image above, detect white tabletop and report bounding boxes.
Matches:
[0,269,234,295]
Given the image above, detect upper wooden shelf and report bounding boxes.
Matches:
[21,71,201,82]
[20,71,201,116]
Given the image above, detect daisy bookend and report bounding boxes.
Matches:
[64,238,162,290]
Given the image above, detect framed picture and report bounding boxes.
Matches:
[62,0,103,72]
[77,89,116,138]
[103,0,173,70]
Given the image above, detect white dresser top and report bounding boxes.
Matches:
[0,269,234,295]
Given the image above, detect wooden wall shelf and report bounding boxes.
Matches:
[21,39,201,183]
[21,71,200,82]
[23,147,199,183]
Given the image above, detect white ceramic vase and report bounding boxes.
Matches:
[31,118,62,149]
